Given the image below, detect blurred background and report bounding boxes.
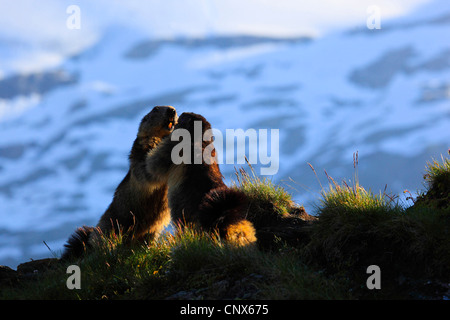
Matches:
[0,0,449,268]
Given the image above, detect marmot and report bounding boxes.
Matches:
[61,106,178,260]
[145,112,256,245]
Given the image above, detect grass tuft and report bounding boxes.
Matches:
[415,155,450,210]
[303,154,449,297]
[233,159,295,228]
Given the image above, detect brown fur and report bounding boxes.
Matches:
[61,106,177,260]
[145,112,256,245]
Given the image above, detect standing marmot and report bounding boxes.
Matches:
[145,112,256,245]
[61,106,178,260]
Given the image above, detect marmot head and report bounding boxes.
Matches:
[172,112,217,165]
[175,112,211,136]
[138,106,178,143]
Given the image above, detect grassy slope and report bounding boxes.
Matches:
[1,155,449,300]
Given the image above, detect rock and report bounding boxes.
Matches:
[209,280,230,298]
[165,290,199,300]
[247,201,318,250]
[290,205,318,222]
[0,265,18,287]
[0,258,61,290]
[223,273,263,299]
[17,258,60,275]
[256,212,317,250]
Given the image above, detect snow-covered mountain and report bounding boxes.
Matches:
[0,1,449,268]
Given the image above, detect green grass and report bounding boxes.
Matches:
[302,156,449,298]
[424,155,450,187]
[1,224,351,300]
[0,230,172,300]
[415,155,450,209]
[232,162,297,228]
[137,225,351,299]
[1,153,449,300]
[304,177,404,271]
